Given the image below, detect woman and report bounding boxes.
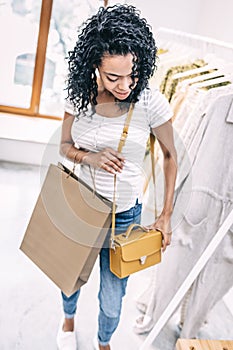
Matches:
[57,4,177,350]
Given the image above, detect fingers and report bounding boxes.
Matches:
[104,148,125,164]
[100,162,121,174]
[145,225,172,252]
[107,148,125,162]
[99,148,125,174]
[161,232,172,252]
[82,148,125,174]
[153,227,171,252]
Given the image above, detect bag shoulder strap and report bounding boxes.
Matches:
[111,104,134,248]
[150,132,157,219]
[117,104,134,153]
[150,133,156,186]
[111,104,157,248]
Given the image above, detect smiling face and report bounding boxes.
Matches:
[97,53,139,101]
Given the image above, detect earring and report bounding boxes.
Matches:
[95,68,100,78]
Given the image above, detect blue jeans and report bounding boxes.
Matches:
[61,200,142,346]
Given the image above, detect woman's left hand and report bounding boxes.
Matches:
[146,214,172,252]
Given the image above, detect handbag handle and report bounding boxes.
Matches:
[122,223,149,239]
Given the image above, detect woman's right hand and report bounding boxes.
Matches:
[82,148,125,174]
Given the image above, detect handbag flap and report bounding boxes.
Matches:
[115,230,162,262]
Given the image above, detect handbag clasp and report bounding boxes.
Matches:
[140,256,147,265]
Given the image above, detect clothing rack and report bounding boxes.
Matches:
[156,27,233,61]
[140,29,233,350]
[144,27,233,195]
[140,207,233,350]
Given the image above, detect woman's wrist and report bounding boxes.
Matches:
[160,208,173,218]
[81,151,92,165]
[72,149,89,164]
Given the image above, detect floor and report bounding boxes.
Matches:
[0,161,232,350]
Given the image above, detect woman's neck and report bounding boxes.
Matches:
[96,78,114,104]
[93,78,129,117]
[96,89,115,104]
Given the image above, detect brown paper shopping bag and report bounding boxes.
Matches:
[20,163,112,297]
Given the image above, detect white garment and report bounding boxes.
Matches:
[153,83,233,216]
[65,88,173,212]
[137,93,233,337]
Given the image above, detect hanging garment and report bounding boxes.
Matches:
[151,45,199,88]
[136,93,233,337]
[171,76,231,133]
[153,83,233,216]
[179,84,233,159]
[170,70,224,120]
[160,60,206,101]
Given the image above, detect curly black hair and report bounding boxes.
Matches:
[66,4,157,114]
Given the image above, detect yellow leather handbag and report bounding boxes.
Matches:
[110,223,162,279]
[109,104,162,279]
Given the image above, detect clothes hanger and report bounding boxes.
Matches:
[190,62,233,88]
[171,55,223,81]
[172,51,233,83]
[191,73,233,90]
[179,70,225,89]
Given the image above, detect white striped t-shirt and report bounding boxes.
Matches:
[65,87,173,213]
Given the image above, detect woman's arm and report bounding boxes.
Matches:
[60,112,89,163]
[60,112,125,173]
[150,119,177,251]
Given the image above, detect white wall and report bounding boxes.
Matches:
[127,0,202,33]
[127,0,233,44]
[196,0,233,43]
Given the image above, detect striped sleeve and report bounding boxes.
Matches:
[146,88,173,128]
